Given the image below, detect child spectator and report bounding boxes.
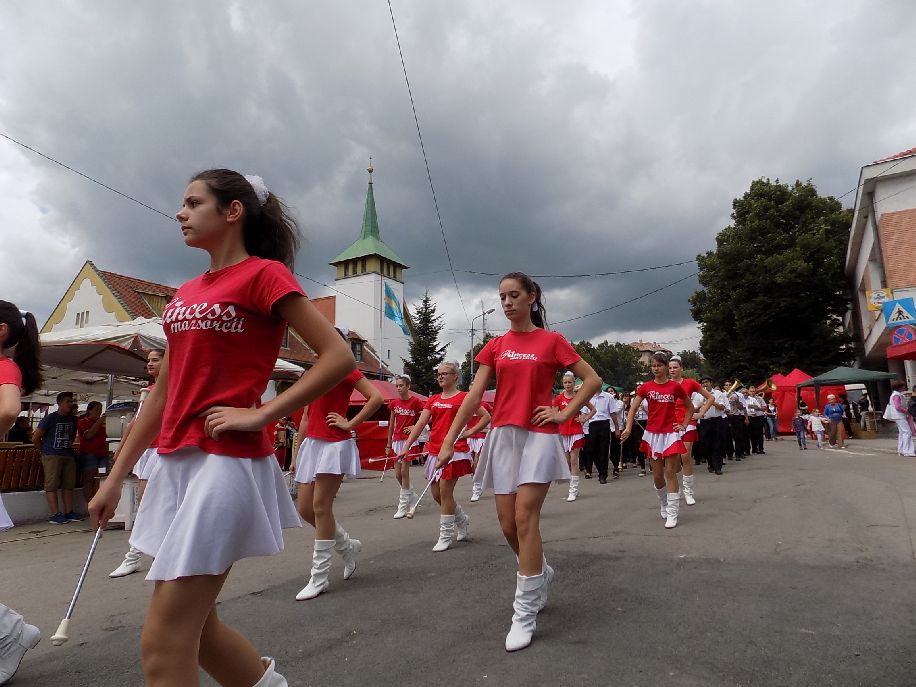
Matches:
[808,409,827,449]
[791,410,807,450]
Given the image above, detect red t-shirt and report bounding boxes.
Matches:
[78,416,108,456]
[0,357,22,389]
[389,396,425,439]
[424,391,470,455]
[637,380,687,433]
[306,369,365,442]
[158,257,304,458]
[674,378,702,424]
[475,329,581,434]
[465,401,492,438]
[553,393,587,436]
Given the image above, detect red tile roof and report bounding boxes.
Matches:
[628,340,670,352]
[312,296,336,324]
[873,147,916,164]
[96,267,177,318]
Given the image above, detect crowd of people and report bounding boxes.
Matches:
[1,168,915,685]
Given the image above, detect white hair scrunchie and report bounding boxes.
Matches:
[244,174,269,206]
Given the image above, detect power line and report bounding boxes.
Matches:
[386,0,471,328]
[458,259,697,279]
[552,272,699,326]
[0,131,176,221]
[836,156,909,202]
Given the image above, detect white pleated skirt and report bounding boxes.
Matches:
[129,448,301,581]
[467,437,486,453]
[0,494,13,531]
[475,426,571,495]
[561,433,585,453]
[133,447,159,480]
[294,437,361,484]
[640,431,687,460]
[391,439,419,457]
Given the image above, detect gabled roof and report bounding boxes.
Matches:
[873,146,916,164]
[628,340,671,353]
[97,269,177,318]
[330,179,407,266]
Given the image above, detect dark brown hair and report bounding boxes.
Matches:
[500,272,547,328]
[0,301,42,395]
[891,380,907,391]
[190,169,300,269]
[650,351,670,366]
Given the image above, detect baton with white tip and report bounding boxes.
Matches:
[51,526,104,646]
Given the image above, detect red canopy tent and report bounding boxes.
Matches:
[770,368,845,433]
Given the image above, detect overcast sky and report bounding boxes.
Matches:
[1,0,914,358]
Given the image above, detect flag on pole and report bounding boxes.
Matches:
[384,282,411,335]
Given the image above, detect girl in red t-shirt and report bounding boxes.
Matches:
[399,360,489,551]
[89,169,356,686]
[289,337,384,601]
[433,272,601,652]
[668,356,714,507]
[622,351,694,530]
[110,348,165,579]
[385,374,425,519]
[553,371,596,502]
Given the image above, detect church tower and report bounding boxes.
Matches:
[330,161,411,375]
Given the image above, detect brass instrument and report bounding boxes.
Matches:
[725,379,743,395]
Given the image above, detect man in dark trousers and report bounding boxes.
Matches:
[698,377,729,474]
[728,391,749,460]
[583,387,614,484]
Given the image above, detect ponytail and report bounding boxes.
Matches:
[191,169,301,269]
[0,301,42,395]
[500,272,547,328]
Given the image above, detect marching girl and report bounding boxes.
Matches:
[622,351,694,529]
[0,302,43,682]
[398,361,490,551]
[290,329,384,600]
[434,273,601,652]
[668,356,714,506]
[385,374,425,519]
[110,348,164,578]
[89,169,356,687]
[553,371,596,502]
[468,400,493,502]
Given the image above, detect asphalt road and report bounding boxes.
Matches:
[3,437,916,686]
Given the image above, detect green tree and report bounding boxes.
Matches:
[690,179,853,381]
[676,350,703,371]
[460,333,496,391]
[572,340,644,390]
[403,292,447,396]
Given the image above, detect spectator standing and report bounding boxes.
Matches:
[77,401,108,504]
[808,409,827,449]
[823,394,846,449]
[765,399,778,441]
[857,392,871,416]
[883,380,915,457]
[791,410,807,450]
[6,416,30,443]
[33,392,80,524]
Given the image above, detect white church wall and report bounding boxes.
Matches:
[334,274,410,375]
[50,277,122,333]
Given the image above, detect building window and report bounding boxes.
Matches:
[75,310,90,328]
[360,258,367,274]
[352,341,363,362]
[281,326,290,349]
[344,262,349,277]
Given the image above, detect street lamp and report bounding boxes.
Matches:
[470,308,496,381]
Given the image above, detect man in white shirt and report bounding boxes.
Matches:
[697,377,728,474]
[583,387,618,484]
[743,388,768,455]
[606,388,625,477]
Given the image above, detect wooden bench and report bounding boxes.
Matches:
[0,446,45,492]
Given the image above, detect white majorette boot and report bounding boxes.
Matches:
[470,481,483,502]
[665,492,680,529]
[567,476,580,502]
[454,505,470,542]
[505,572,545,652]
[0,620,41,684]
[334,523,361,580]
[295,540,334,600]
[109,546,143,578]
[252,657,288,687]
[683,474,697,506]
[656,486,668,519]
[393,488,411,519]
[432,515,456,552]
[537,558,555,612]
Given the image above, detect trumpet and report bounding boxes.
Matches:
[726,379,743,395]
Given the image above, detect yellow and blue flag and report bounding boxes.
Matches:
[384,282,410,335]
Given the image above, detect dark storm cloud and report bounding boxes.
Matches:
[2,0,914,354]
